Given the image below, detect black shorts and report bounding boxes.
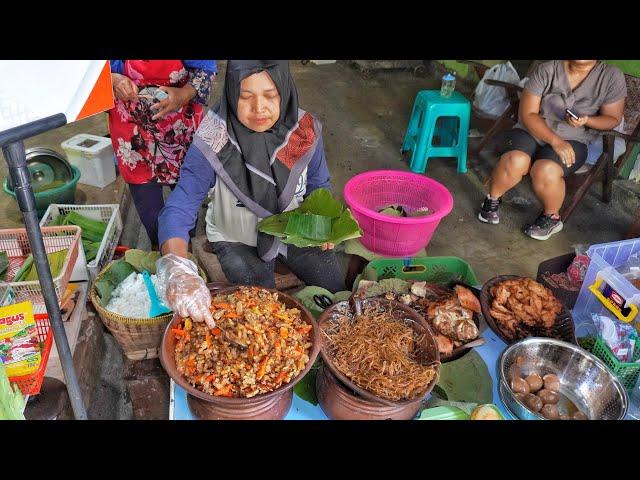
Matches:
[497,128,588,177]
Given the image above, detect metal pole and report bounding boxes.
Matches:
[1,115,87,420]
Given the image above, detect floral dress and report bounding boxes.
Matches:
[108,60,216,185]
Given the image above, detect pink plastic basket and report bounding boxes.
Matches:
[343,170,453,257]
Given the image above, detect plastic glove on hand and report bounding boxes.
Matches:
[156,254,215,329]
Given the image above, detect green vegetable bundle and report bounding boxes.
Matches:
[49,211,108,262]
[12,249,68,282]
[257,188,362,247]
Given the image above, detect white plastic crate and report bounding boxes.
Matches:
[39,204,122,282]
[61,134,116,188]
[573,238,640,328]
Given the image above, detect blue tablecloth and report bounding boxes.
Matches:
[170,327,511,420]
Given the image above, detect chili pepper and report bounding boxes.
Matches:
[275,371,288,385]
[279,327,289,339]
[205,374,216,383]
[256,355,270,380]
[296,325,313,334]
[205,331,212,348]
[212,303,233,310]
[172,328,187,338]
[224,313,241,319]
[247,344,254,360]
[211,327,222,338]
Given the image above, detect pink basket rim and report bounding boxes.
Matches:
[343,170,454,224]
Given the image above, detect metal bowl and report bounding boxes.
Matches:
[498,337,628,420]
[159,284,321,420]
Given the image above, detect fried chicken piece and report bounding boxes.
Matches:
[456,319,479,342]
[434,333,454,356]
[454,285,481,313]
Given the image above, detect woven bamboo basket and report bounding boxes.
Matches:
[90,260,207,360]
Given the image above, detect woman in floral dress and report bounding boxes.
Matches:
[108,60,217,246]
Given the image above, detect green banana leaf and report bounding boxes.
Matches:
[431,350,493,405]
[285,213,332,241]
[13,249,68,282]
[296,188,343,218]
[257,188,362,247]
[94,260,136,306]
[293,358,321,405]
[125,249,161,274]
[0,366,25,420]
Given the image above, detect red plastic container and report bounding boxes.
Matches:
[343,170,454,257]
[8,314,53,396]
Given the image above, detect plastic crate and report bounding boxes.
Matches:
[8,314,53,396]
[573,238,640,327]
[356,256,479,289]
[579,336,640,391]
[0,226,81,314]
[40,204,122,282]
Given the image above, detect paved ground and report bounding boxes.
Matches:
[9,60,637,419]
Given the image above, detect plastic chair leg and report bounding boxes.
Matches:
[410,115,435,173]
[402,102,422,152]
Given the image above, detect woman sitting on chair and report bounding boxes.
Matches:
[478,60,627,240]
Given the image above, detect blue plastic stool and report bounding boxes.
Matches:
[401,90,470,174]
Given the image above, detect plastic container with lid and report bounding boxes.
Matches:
[61,134,116,188]
[573,238,640,328]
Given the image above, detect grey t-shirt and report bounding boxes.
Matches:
[515,60,627,145]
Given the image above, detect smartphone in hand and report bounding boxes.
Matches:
[565,108,580,120]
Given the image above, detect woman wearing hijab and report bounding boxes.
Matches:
[156,60,345,327]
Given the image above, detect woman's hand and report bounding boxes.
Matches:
[151,85,197,120]
[112,73,138,102]
[156,254,215,329]
[566,114,589,128]
[320,243,335,251]
[550,138,576,167]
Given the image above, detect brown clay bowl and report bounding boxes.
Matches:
[160,284,320,420]
[480,275,577,345]
[318,297,440,408]
[316,363,423,420]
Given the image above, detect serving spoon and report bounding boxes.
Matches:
[449,337,486,357]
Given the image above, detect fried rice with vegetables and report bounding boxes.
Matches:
[174,287,312,398]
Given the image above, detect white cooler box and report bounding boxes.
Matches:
[61,134,116,188]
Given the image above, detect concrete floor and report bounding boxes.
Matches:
[6,60,638,419]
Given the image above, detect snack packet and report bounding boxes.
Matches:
[0,301,41,377]
[567,244,590,284]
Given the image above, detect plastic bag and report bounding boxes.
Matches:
[586,118,627,166]
[473,62,521,118]
[592,313,637,362]
[566,244,591,284]
[156,254,215,328]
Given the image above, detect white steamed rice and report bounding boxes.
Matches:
[105,272,169,318]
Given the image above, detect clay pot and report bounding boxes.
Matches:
[160,285,320,420]
[316,364,423,420]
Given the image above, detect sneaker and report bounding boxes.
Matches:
[478,196,501,224]
[524,213,563,240]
